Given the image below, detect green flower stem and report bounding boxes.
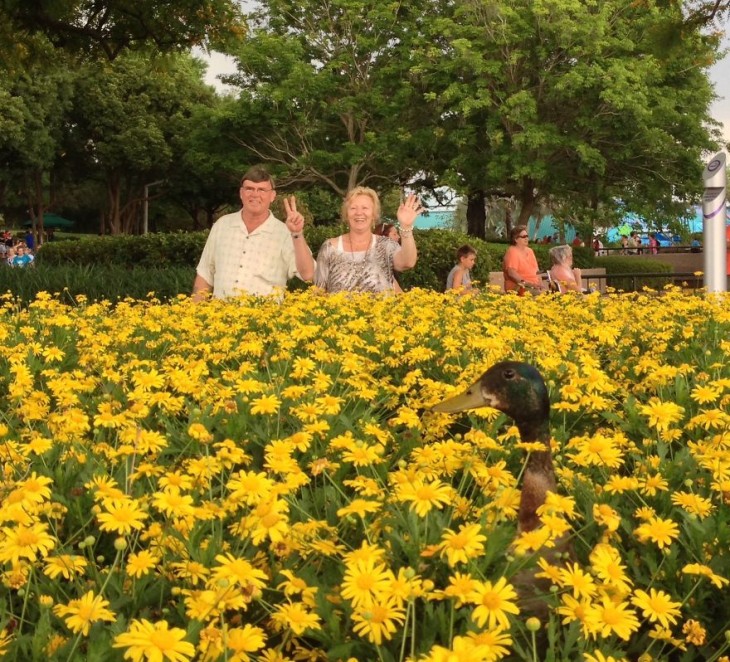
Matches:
[410,600,416,661]
[531,629,538,662]
[99,548,123,596]
[17,566,34,633]
[64,631,84,662]
[398,601,411,662]
[705,634,730,662]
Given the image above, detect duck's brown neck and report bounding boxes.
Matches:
[516,418,555,533]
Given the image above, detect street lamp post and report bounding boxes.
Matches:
[143,180,164,235]
[701,153,727,293]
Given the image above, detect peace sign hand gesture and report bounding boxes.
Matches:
[284,196,305,235]
[397,193,423,230]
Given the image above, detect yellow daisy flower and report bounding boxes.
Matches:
[53,590,116,636]
[631,588,681,628]
[469,577,520,629]
[113,619,195,662]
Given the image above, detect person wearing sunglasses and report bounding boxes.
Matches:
[503,225,544,293]
[193,165,315,300]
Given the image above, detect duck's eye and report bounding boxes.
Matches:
[503,369,516,380]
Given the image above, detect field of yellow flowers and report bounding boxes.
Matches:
[1,287,729,662]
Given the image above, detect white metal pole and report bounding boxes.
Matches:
[701,153,727,292]
[142,180,164,235]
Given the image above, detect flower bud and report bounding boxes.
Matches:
[526,617,541,632]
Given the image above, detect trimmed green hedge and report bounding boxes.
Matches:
[36,229,598,294]
[36,232,204,268]
[595,256,674,291]
[0,264,196,305]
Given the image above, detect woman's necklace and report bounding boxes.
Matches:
[347,234,373,262]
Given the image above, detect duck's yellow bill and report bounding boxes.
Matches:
[431,380,483,413]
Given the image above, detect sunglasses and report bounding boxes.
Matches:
[517,234,529,239]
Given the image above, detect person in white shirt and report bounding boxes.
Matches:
[193,166,315,300]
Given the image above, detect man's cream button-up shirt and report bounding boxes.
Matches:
[196,211,301,298]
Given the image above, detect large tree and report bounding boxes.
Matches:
[67,51,217,234]
[0,56,75,241]
[224,0,437,197]
[414,0,721,238]
[166,96,253,230]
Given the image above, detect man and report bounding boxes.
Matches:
[628,231,640,255]
[193,166,315,300]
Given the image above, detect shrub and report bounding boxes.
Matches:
[0,264,195,304]
[37,229,499,293]
[36,232,205,268]
[34,230,597,295]
[596,256,674,291]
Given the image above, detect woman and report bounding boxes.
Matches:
[503,225,544,293]
[373,222,403,292]
[548,244,583,293]
[374,223,400,242]
[315,187,420,293]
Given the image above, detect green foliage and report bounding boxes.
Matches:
[0,264,195,305]
[396,230,493,291]
[36,233,205,268]
[224,0,436,196]
[596,256,674,291]
[36,229,600,297]
[67,51,218,234]
[413,0,720,234]
[3,0,245,61]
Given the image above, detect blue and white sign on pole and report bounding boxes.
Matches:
[702,153,727,292]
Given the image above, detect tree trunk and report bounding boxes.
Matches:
[504,204,513,239]
[107,176,122,234]
[466,190,486,239]
[35,171,45,247]
[517,179,536,228]
[190,207,201,232]
[25,170,46,247]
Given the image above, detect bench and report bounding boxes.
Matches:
[487,268,607,293]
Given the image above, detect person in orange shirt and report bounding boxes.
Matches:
[503,225,545,293]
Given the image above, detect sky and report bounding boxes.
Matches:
[200,29,730,145]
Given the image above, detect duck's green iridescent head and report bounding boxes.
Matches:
[432,361,550,425]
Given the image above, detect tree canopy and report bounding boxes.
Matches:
[0,0,246,60]
[0,0,725,239]
[223,0,437,196]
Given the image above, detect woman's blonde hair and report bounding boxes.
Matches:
[341,186,382,224]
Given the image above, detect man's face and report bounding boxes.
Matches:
[240,179,276,214]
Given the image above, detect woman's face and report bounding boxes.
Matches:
[346,194,375,231]
[387,227,399,241]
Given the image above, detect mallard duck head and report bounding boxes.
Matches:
[432,361,549,427]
